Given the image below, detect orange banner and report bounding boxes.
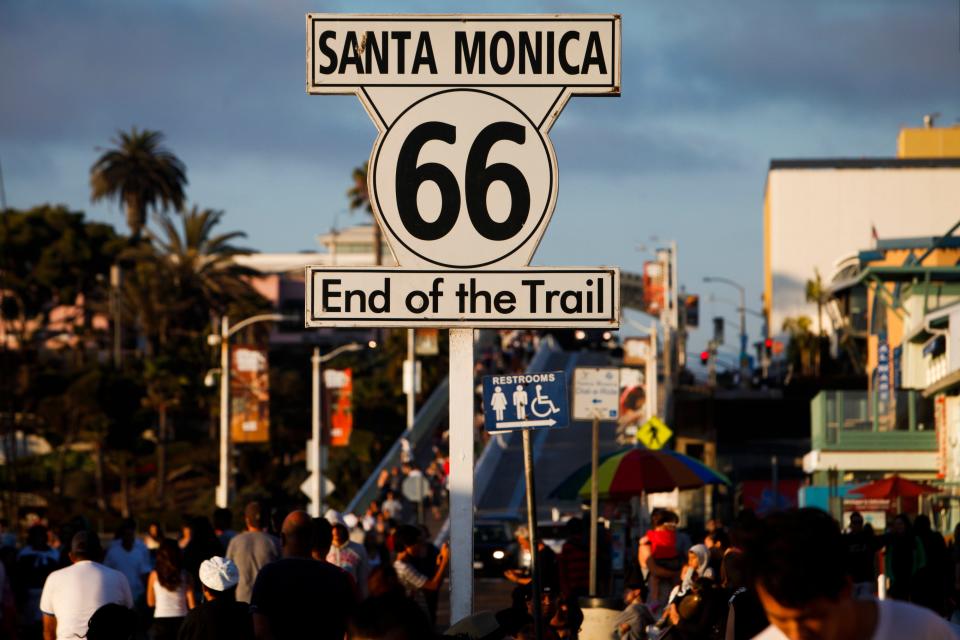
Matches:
[230,345,270,443]
[324,368,353,447]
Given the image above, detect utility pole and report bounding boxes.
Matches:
[213,313,290,509]
[406,329,416,431]
[704,276,749,387]
[216,315,230,509]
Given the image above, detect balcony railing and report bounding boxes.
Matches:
[811,390,936,452]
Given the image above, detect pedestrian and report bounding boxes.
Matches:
[178,557,254,640]
[704,527,729,577]
[721,549,768,640]
[212,509,237,551]
[558,518,591,599]
[504,526,560,592]
[326,511,370,598]
[347,593,436,640]
[681,545,714,593]
[912,514,948,614]
[16,524,62,636]
[39,531,133,640]
[144,522,165,560]
[883,513,925,601]
[225,502,280,604]
[104,519,152,606]
[381,491,403,521]
[642,510,682,610]
[146,539,194,640]
[86,603,138,640]
[181,517,223,603]
[392,524,449,623]
[613,581,655,640]
[843,511,878,598]
[747,508,956,640]
[249,511,355,640]
[311,517,359,598]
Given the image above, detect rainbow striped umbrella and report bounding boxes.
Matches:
[549,447,730,500]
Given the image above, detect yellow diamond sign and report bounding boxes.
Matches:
[637,417,672,450]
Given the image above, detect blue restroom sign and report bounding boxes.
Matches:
[482,371,569,431]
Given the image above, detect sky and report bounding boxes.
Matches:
[2,0,959,359]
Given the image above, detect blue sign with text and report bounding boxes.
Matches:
[482,371,569,432]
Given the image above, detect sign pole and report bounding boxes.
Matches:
[449,327,474,622]
[310,347,323,517]
[522,429,543,640]
[589,414,600,595]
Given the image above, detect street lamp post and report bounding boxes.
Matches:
[308,340,376,517]
[703,277,748,385]
[212,313,291,509]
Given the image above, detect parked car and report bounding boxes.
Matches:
[473,516,520,576]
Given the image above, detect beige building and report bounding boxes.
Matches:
[763,126,960,340]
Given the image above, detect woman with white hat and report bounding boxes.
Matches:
[178,557,253,640]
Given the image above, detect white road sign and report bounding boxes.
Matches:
[305,267,619,327]
[305,13,622,625]
[306,14,620,269]
[573,367,620,421]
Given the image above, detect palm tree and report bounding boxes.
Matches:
[805,268,830,375]
[90,128,187,240]
[347,162,383,265]
[782,316,816,376]
[140,206,264,502]
[805,268,829,337]
[152,205,262,317]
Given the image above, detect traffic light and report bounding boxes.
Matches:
[684,294,700,328]
[700,350,710,365]
[764,337,773,358]
[713,317,725,345]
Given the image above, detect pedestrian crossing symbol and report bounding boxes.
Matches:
[637,417,672,450]
[482,372,569,432]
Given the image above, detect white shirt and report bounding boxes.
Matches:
[152,575,189,618]
[104,541,151,600]
[39,561,133,640]
[752,599,960,640]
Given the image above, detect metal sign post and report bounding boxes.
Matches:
[522,428,543,640]
[573,367,621,596]
[590,414,600,595]
[449,327,474,620]
[483,370,567,639]
[303,14,622,622]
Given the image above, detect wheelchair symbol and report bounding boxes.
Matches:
[531,384,561,418]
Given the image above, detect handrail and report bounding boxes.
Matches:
[345,376,450,515]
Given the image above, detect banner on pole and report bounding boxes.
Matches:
[230,345,270,443]
[324,368,354,447]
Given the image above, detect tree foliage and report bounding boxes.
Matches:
[90,128,187,240]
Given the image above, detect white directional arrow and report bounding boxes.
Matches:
[493,418,557,430]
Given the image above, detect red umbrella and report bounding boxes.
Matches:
[848,475,940,499]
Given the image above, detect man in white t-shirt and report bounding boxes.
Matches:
[747,508,958,640]
[40,531,133,640]
[104,520,151,602]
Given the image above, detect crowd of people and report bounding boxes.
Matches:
[602,508,960,639]
[2,503,960,639]
[0,502,461,640]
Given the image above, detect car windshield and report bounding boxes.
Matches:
[476,524,511,544]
